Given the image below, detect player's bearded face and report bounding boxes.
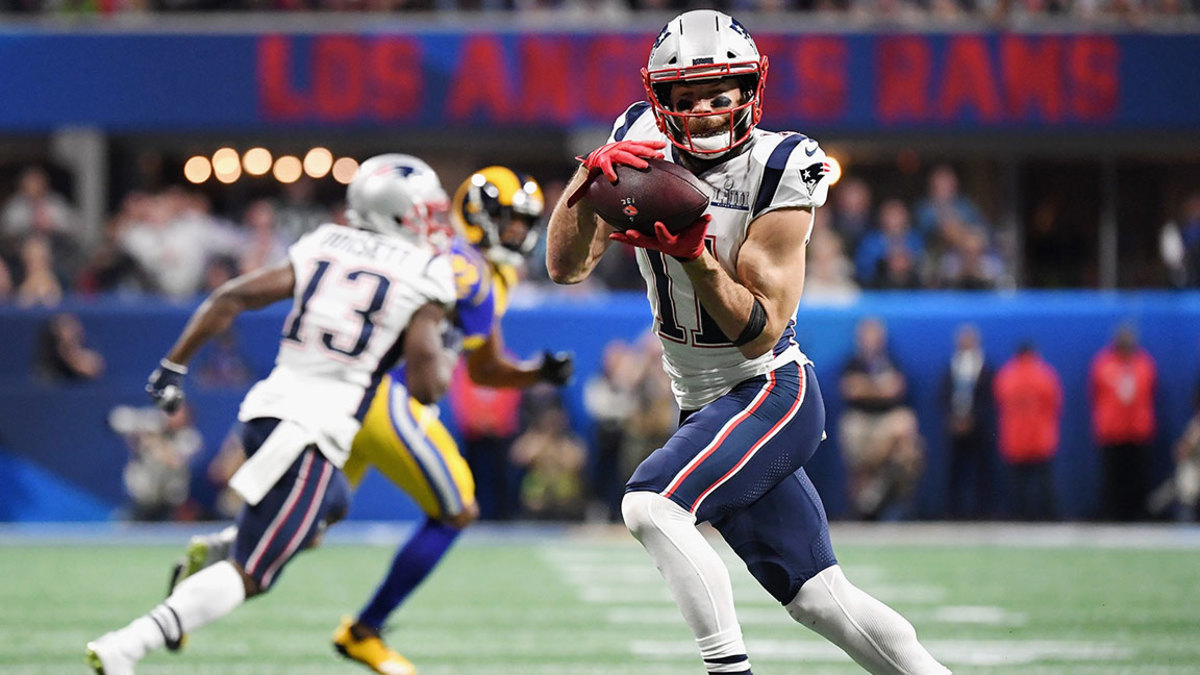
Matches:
[668,79,745,143]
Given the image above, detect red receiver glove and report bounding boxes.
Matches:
[567,139,668,207]
[609,215,712,263]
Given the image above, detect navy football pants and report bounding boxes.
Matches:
[233,418,350,591]
[626,361,837,603]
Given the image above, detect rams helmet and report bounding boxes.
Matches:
[642,10,768,157]
[346,154,452,251]
[452,166,544,268]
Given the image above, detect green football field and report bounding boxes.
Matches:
[3,523,1199,674]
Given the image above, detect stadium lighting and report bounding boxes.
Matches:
[304,147,333,179]
[183,156,212,184]
[211,147,240,176]
[243,147,273,176]
[825,156,843,186]
[274,155,303,184]
[332,157,359,185]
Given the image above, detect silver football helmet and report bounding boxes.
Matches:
[346,154,452,250]
[642,10,769,157]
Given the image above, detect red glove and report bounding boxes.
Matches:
[609,215,712,262]
[567,139,668,207]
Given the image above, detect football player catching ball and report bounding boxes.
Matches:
[547,10,949,675]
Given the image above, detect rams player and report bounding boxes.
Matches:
[546,10,948,675]
[168,167,573,675]
[331,166,573,674]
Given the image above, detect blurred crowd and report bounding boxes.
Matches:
[2,0,1197,24]
[5,161,1200,306]
[0,166,340,306]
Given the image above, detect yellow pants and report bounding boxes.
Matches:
[345,375,476,520]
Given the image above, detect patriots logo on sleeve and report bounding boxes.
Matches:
[799,162,830,192]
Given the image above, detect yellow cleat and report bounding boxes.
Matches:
[332,616,416,675]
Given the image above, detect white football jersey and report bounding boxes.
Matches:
[607,102,831,409]
[238,223,455,466]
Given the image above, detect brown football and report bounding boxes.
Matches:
[586,158,712,236]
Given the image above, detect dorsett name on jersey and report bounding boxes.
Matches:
[317,227,413,264]
[607,102,831,410]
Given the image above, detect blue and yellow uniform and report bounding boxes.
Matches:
[344,236,517,519]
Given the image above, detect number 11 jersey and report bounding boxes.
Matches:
[608,102,833,410]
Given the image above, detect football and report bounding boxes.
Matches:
[586,158,711,236]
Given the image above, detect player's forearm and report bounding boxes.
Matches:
[466,350,541,389]
[680,254,781,359]
[164,292,244,365]
[546,168,608,284]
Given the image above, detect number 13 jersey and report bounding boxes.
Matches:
[239,224,456,466]
[607,102,832,410]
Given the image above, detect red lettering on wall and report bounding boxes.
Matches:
[584,36,649,122]
[795,37,847,121]
[876,37,931,122]
[448,36,512,122]
[936,36,1001,121]
[313,37,366,121]
[1069,37,1119,121]
[1000,36,1063,122]
[519,37,573,122]
[370,38,423,121]
[258,36,308,120]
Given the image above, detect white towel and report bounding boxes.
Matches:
[228,421,314,506]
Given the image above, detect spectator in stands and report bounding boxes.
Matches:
[510,396,588,520]
[449,360,523,520]
[940,323,994,519]
[830,176,873,255]
[874,244,925,290]
[1,166,79,282]
[936,224,1008,290]
[621,334,678,483]
[912,164,987,244]
[76,211,156,296]
[838,317,924,519]
[583,339,640,522]
[33,312,106,382]
[994,341,1061,520]
[803,213,861,304]
[1089,323,1158,521]
[1160,191,1200,288]
[237,199,288,274]
[273,177,328,245]
[108,402,203,522]
[118,188,242,300]
[15,235,62,307]
[0,256,12,302]
[854,198,925,288]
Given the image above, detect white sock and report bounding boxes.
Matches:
[165,560,247,634]
[622,491,750,674]
[786,565,950,675]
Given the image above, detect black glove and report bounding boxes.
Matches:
[146,358,188,413]
[537,350,574,386]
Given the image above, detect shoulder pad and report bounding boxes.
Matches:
[608,101,654,143]
[751,132,831,218]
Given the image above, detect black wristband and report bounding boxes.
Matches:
[733,298,767,347]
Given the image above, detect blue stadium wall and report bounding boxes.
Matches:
[2,291,1197,522]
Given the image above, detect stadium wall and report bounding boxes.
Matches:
[1,291,1197,522]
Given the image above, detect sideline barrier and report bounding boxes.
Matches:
[2,291,1197,521]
